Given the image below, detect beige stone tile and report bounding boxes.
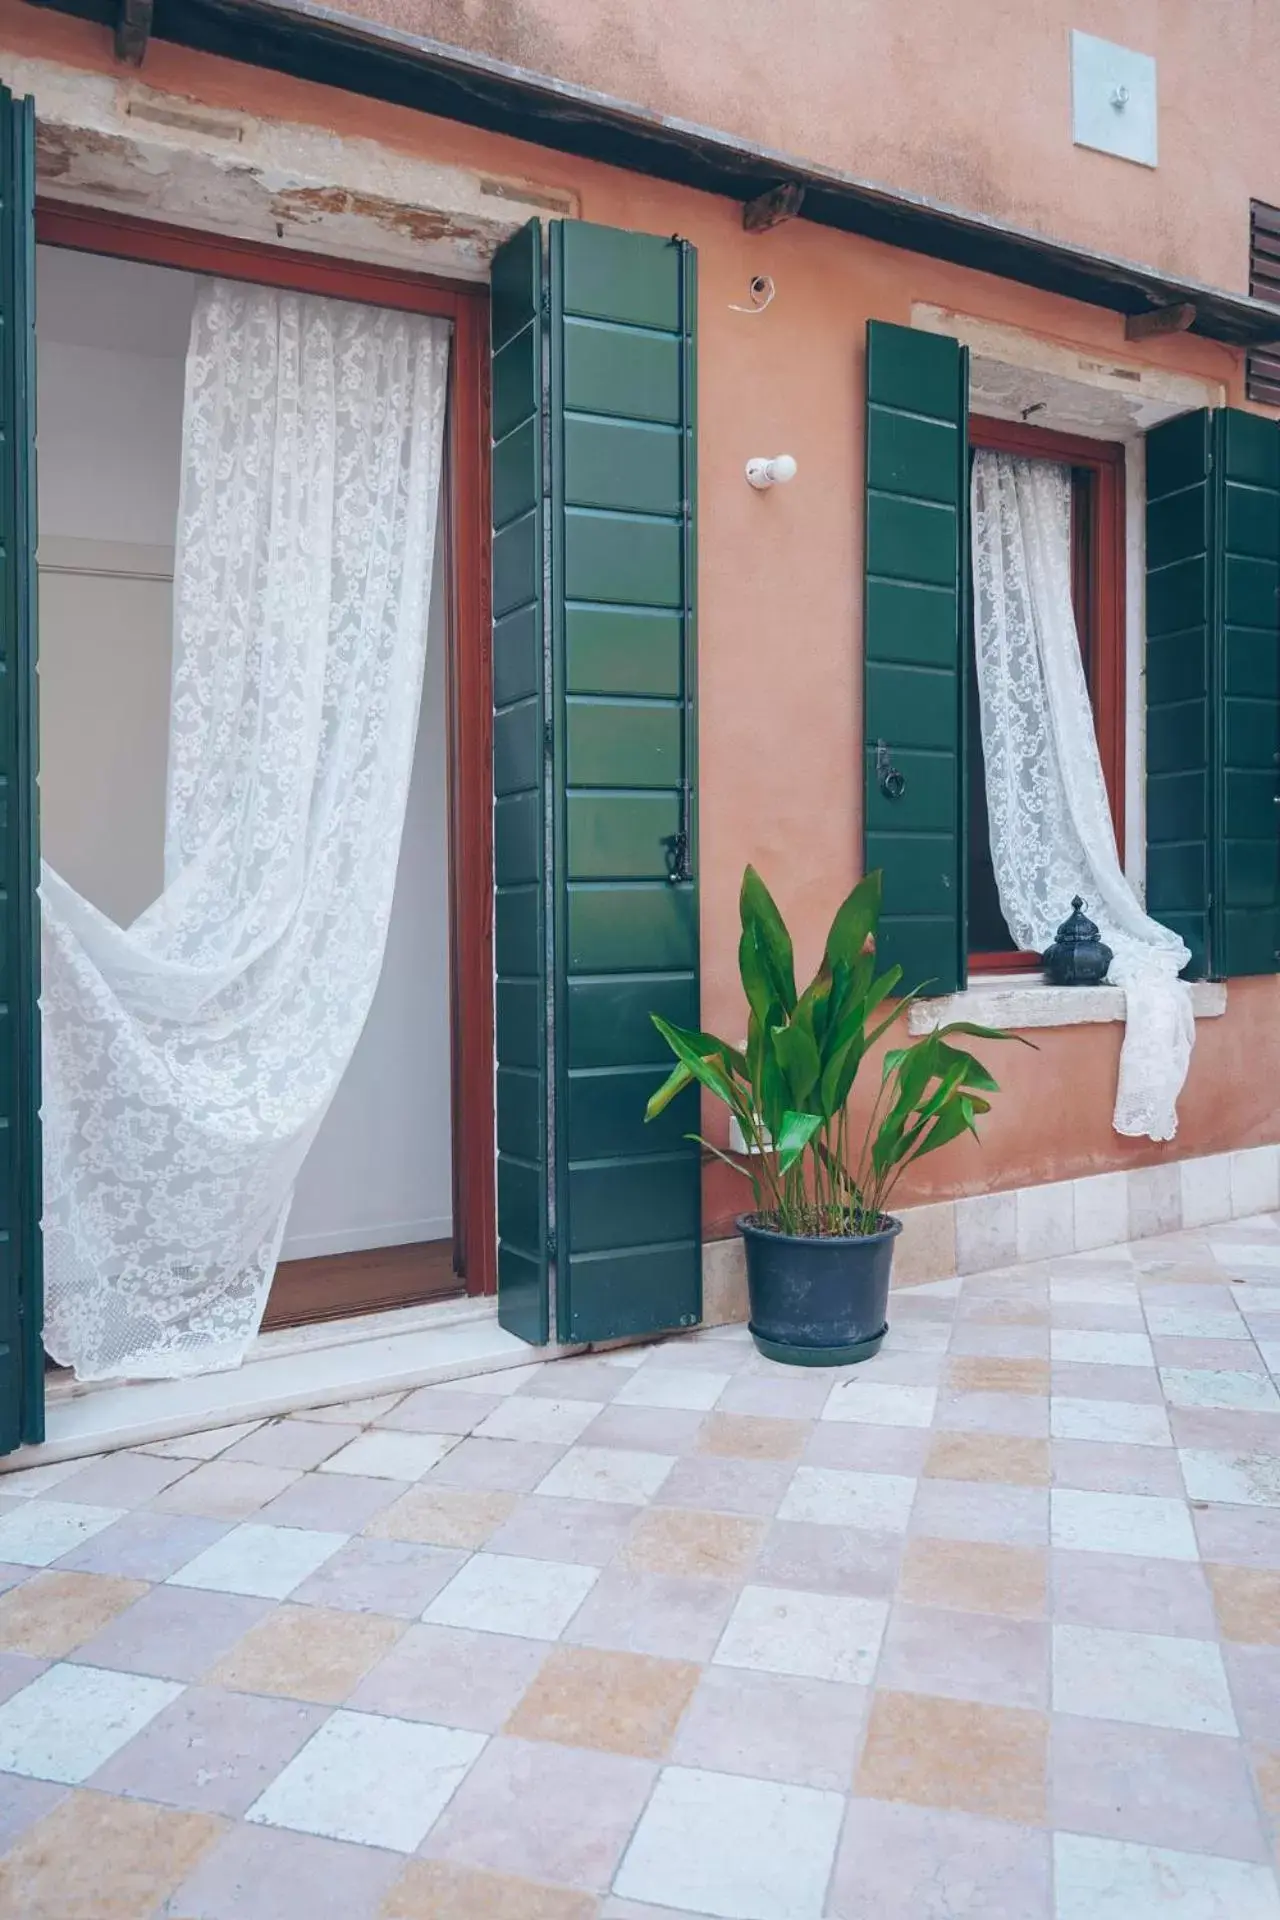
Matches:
[0,1789,223,1919]
[149,1459,300,1520]
[382,1859,598,1918]
[922,1431,1051,1487]
[505,1644,699,1760]
[618,1507,764,1581]
[898,1538,1047,1620]
[893,1202,957,1285]
[701,1238,748,1328]
[855,1690,1047,1823]
[1207,1565,1280,1645]
[962,1300,1051,1327]
[1253,1747,1280,1824]
[945,1356,1049,1396]
[696,1414,808,1462]
[0,1571,148,1658]
[207,1603,405,1704]
[364,1485,518,1549]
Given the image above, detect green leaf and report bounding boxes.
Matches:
[775,1108,823,1173]
[772,1022,822,1108]
[823,870,882,972]
[740,867,797,1014]
[645,1059,694,1121]
[650,1014,748,1119]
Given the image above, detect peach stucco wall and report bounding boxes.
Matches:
[299,0,1278,293]
[4,7,1278,1231]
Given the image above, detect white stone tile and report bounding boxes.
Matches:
[1072,1172,1131,1254]
[713,1585,888,1686]
[1179,1449,1280,1507]
[1050,1279,1140,1306]
[820,1380,937,1429]
[899,1277,963,1300]
[246,1709,485,1852]
[1210,1242,1280,1275]
[1052,1624,1237,1736]
[1051,1330,1154,1368]
[472,1396,604,1445]
[0,1662,183,1783]
[1050,1397,1172,1447]
[601,1348,650,1369]
[613,1765,845,1920]
[166,1523,348,1598]
[1050,1489,1199,1561]
[1261,1341,1280,1376]
[954,1191,1017,1275]
[1160,1369,1280,1413]
[307,1393,406,1424]
[446,1364,546,1396]
[534,1445,675,1506]
[0,1501,123,1568]
[1055,1832,1280,1920]
[139,1420,266,1459]
[614,1369,731,1413]
[0,1457,93,1498]
[422,1552,598,1639]
[777,1466,917,1534]
[1232,1146,1280,1220]
[1179,1154,1235,1232]
[1144,1303,1249,1340]
[317,1430,456,1479]
[1016,1182,1076,1262]
[1128,1164,1182,1240]
[882,1319,951,1354]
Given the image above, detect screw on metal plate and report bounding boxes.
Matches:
[1110,84,1130,110]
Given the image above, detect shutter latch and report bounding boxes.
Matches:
[663,828,691,885]
[875,740,907,800]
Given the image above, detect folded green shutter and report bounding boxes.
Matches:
[863,320,969,996]
[1145,406,1280,981]
[0,88,41,1455]
[491,219,701,1348]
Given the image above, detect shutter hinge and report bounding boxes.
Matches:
[539,285,551,322]
[545,1228,557,1264]
[543,718,554,760]
[663,827,691,886]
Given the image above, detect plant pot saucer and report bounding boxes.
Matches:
[748,1323,887,1367]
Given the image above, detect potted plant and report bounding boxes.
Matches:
[645,867,1026,1365]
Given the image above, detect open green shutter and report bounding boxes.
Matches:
[550,221,700,1346]
[491,221,549,1343]
[1145,409,1215,978]
[863,320,969,996]
[1145,406,1280,981]
[0,88,40,1454]
[1214,409,1280,977]
[491,219,700,1347]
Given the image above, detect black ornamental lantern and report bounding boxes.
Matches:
[1043,897,1113,986]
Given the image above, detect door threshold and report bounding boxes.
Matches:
[5,1297,578,1472]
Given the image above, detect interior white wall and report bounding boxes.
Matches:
[36,242,453,1261]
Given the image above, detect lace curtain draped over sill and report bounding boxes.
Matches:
[969,448,1194,1142]
[40,280,451,1380]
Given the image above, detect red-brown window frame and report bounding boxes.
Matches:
[33,203,497,1298]
[967,414,1126,975]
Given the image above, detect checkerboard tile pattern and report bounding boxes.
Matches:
[2,1216,1280,1917]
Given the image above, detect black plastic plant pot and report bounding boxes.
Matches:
[737,1212,902,1366]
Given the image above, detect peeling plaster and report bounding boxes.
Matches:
[1,53,577,278]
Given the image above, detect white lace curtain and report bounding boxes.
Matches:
[970,448,1194,1142]
[41,279,451,1380]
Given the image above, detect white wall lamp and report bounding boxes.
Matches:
[745,454,797,491]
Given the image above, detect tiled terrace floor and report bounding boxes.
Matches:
[2,1218,1280,1917]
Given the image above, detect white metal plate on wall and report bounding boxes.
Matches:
[1071,30,1157,168]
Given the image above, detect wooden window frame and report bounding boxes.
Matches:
[967,414,1126,975]
[33,203,497,1301]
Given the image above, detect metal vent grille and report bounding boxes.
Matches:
[1247,201,1280,406]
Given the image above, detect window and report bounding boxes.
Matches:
[966,416,1125,971]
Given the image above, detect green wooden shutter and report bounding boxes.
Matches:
[1145,409,1215,978]
[491,220,549,1343]
[491,219,701,1347]
[0,88,40,1454]
[1214,408,1280,977]
[1146,406,1280,981]
[863,320,969,996]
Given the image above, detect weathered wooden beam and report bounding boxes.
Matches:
[743,182,805,234]
[1125,302,1197,341]
[115,0,153,65]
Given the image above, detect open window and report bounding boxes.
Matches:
[965,416,1125,972]
[863,317,1280,997]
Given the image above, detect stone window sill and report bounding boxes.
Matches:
[906,975,1227,1035]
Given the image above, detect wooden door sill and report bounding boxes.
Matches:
[262,1238,463,1333]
